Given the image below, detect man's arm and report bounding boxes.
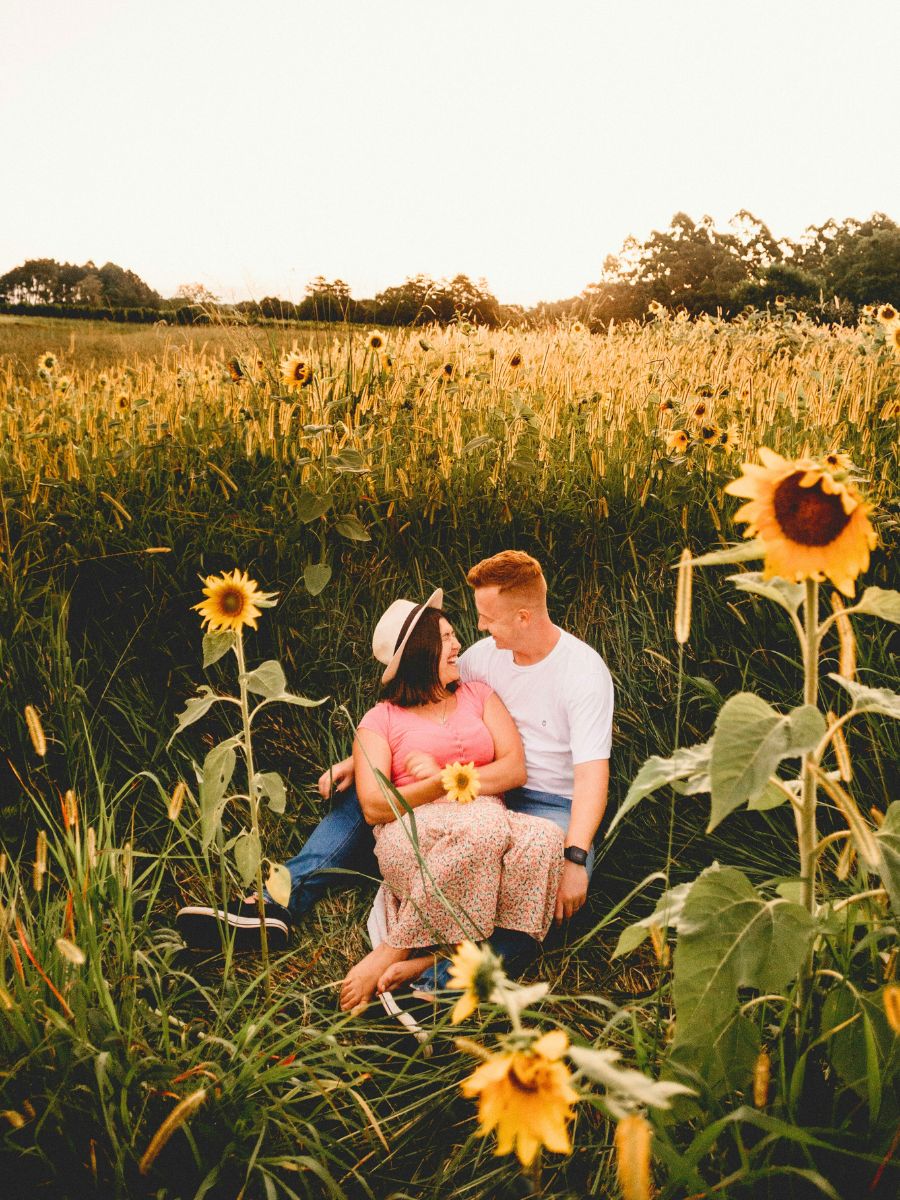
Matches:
[554,758,609,923]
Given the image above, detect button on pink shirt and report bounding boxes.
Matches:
[357,680,496,787]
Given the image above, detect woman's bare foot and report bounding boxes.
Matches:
[376,954,436,996]
[339,943,408,1011]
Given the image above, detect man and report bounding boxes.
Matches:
[176,551,613,981]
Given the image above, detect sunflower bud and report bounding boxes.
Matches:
[615,1113,652,1200]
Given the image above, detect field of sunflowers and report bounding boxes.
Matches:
[1,307,899,1199]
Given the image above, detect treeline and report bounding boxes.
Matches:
[2,210,898,329]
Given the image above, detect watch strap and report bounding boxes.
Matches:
[563,845,588,866]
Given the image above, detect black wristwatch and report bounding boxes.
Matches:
[563,845,589,867]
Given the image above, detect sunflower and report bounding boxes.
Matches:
[647,300,665,317]
[366,330,385,351]
[877,303,897,323]
[657,398,673,412]
[117,393,130,412]
[55,376,71,394]
[193,568,278,633]
[724,448,877,596]
[861,304,876,319]
[280,351,313,388]
[718,422,740,451]
[692,400,708,419]
[441,761,480,804]
[441,362,455,380]
[700,423,721,446]
[571,321,586,335]
[447,940,504,1024]
[37,352,57,372]
[889,325,900,356]
[460,1029,578,1166]
[666,429,689,454]
[774,294,786,309]
[227,357,244,382]
[36,366,51,382]
[509,351,523,369]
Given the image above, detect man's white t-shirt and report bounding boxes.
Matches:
[458,630,613,800]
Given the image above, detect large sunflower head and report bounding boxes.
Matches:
[724,448,877,597]
[193,568,278,633]
[877,303,897,324]
[889,325,900,357]
[508,351,523,369]
[718,422,740,451]
[460,1029,578,1166]
[700,423,721,446]
[37,352,57,372]
[365,330,385,351]
[227,357,244,382]
[280,351,313,389]
[666,429,689,455]
[441,761,480,804]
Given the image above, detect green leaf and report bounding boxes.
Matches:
[613,881,694,957]
[668,865,815,1093]
[278,692,328,709]
[265,862,291,908]
[244,660,287,698]
[854,586,900,624]
[328,448,368,473]
[462,435,495,454]
[568,1047,694,1115]
[200,739,238,848]
[295,491,332,523]
[689,539,766,567]
[202,631,236,667]
[334,514,371,542]
[170,686,220,741]
[256,771,286,814]
[747,779,790,812]
[708,695,825,831]
[605,741,711,837]
[820,986,899,1113]
[873,801,900,915]
[728,572,805,615]
[828,674,900,720]
[304,562,332,595]
[234,832,261,888]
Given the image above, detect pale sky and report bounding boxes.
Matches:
[1,1,897,306]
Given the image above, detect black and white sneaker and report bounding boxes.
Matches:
[175,899,292,952]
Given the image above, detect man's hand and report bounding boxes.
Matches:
[554,861,588,924]
[317,756,354,799]
[405,751,441,782]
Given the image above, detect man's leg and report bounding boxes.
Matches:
[281,785,376,922]
[176,785,375,949]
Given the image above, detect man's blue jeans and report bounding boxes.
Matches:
[281,785,588,989]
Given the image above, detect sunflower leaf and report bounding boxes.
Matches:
[668,864,815,1093]
[334,514,371,542]
[234,832,261,888]
[304,562,332,595]
[613,881,694,957]
[244,660,287,699]
[265,862,292,908]
[854,587,900,625]
[728,572,806,615]
[568,1046,694,1110]
[605,740,711,838]
[170,686,220,742]
[200,739,238,848]
[688,539,766,567]
[295,491,332,523]
[828,675,900,720]
[255,771,286,814]
[202,631,236,668]
[873,801,900,915]
[708,695,825,831]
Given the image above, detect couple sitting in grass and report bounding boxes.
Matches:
[177,551,613,1010]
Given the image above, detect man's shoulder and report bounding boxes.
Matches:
[557,629,610,672]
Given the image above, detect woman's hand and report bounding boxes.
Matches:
[405,751,441,781]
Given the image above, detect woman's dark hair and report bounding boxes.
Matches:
[381,607,456,707]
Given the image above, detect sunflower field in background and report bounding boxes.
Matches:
[0,306,898,1199]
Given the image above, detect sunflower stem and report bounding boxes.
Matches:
[798,579,820,918]
[235,632,271,998]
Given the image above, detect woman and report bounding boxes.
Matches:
[339,588,564,1011]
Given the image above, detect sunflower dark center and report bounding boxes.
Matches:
[220,589,244,614]
[773,472,851,547]
[509,1062,540,1093]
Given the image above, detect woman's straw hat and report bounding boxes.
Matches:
[372,588,443,683]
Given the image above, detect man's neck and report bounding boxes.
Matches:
[511,620,561,666]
